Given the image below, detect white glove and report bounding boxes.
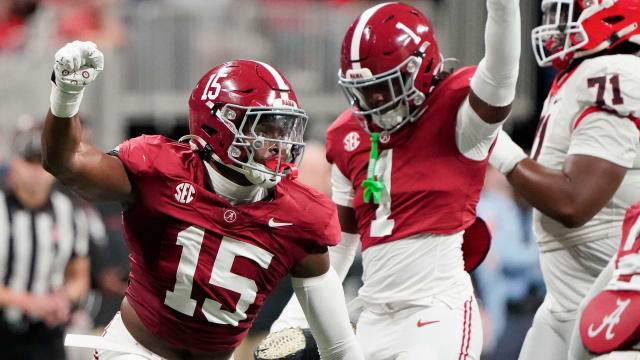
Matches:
[489,129,527,175]
[50,41,104,118]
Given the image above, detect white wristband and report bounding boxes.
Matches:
[50,84,84,118]
[489,129,527,175]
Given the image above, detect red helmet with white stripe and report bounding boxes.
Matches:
[338,2,442,134]
[185,60,307,185]
[532,0,640,70]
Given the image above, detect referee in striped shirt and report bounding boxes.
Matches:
[0,123,90,360]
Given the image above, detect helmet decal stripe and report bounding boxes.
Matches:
[350,2,394,70]
[255,61,289,100]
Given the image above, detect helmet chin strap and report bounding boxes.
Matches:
[371,102,408,130]
[223,161,281,189]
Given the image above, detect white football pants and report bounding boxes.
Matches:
[91,312,165,360]
[519,237,618,360]
[356,295,482,360]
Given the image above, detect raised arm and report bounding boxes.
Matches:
[456,0,521,160]
[468,0,521,124]
[41,41,134,204]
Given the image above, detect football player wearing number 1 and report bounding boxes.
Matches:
[266,1,521,359]
[487,0,640,359]
[41,41,363,360]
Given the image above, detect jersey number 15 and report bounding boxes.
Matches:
[164,226,273,327]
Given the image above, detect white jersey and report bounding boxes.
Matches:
[531,54,640,252]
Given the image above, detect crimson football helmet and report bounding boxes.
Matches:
[184,60,308,187]
[338,2,442,134]
[532,0,640,69]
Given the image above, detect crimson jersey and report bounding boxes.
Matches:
[326,66,488,250]
[115,135,340,352]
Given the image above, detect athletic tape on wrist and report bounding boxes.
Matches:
[50,84,84,118]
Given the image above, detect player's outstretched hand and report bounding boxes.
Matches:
[53,40,104,94]
[254,327,320,360]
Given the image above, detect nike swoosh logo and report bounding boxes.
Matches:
[417,320,439,327]
[268,218,293,227]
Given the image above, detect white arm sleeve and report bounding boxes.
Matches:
[470,0,521,107]
[270,232,360,332]
[331,164,355,208]
[292,268,364,360]
[569,111,640,168]
[456,96,503,160]
[329,232,360,281]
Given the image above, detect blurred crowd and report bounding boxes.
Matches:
[0,0,125,53]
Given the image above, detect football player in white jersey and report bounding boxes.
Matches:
[254,1,522,359]
[489,0,640,359]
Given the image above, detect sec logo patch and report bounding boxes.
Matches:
[344,131,360,152]
[175,182,195,204]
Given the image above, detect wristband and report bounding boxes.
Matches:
[489,129,527,175]
[50,84,84,118]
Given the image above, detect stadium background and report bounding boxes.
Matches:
[0,0,552,359]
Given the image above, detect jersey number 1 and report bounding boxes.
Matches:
[370,149,395,237]
[164,226,273,327]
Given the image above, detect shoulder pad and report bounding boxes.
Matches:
[116,135,188,178]
[325,109,363,166]
[281,180,341,248]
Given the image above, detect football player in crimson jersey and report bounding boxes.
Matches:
[487,0,640,359]
[40,41,364,360]
[570,201,640,360]
[261,1,522,359]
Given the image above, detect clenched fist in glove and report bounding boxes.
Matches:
[50,41,104,118]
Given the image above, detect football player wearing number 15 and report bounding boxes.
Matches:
[268,1,521,359]
[487,0,640,359]
[41,41,364,360]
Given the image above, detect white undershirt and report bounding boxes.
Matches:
[203,161,268,205]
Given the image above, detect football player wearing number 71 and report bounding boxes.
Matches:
[41,41,364,360]
[263,0,522,359]
[486,0,640,359]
